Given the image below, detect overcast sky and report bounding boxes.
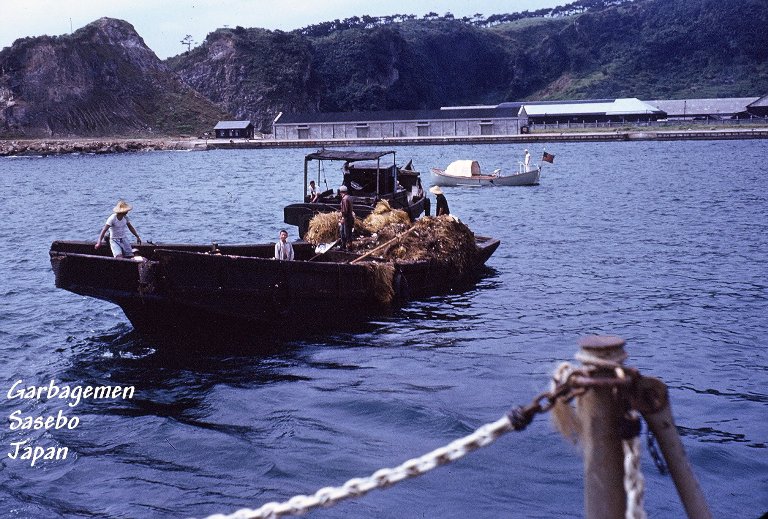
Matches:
[1,0,565,59]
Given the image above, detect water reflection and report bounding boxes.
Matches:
[2,141,767,518]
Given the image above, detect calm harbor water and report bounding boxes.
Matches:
[0,139,766,518]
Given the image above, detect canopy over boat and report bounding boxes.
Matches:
[304,150,396,162]
[444,160,481,178]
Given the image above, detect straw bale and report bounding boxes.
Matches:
[381,216,478,275]
[372,199,393,214]
[364,262,395,305]
[305,211,340,245]
[360,200,410,234]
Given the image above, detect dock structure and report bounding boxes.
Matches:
[269,97,766,143]
[200,127,768,151]
[3,127,766,158]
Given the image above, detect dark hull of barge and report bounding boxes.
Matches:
[49,238,500,342]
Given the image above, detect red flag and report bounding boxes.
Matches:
[542,151,555,163]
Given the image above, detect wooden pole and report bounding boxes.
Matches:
[576,335,628,519]
[635,377,713,519]
[350,226,418,264]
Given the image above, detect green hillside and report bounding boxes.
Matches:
[2,0,766,137]
[169,0,767,131]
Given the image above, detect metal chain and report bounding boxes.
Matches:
[203,366,654,519]
[204,382,584,519]
[646,428,669,475]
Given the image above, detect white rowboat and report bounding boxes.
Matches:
[430,159,541,187]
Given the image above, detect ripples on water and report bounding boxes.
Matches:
[0,141,766,518]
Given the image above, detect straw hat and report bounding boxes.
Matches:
[339,185,348,192]
[429,186,443,195]
[113,200,132,213]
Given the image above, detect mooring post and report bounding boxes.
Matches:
[576,335,628,519]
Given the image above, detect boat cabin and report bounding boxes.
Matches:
[285,150,426,238]
[301,150,420,200]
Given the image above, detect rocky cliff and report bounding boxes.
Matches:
[166,0,767,132]
[166,27,318,132]
[1,0,766,138]
[0,18,228,137]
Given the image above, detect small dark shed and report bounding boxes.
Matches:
[214,120,254,139]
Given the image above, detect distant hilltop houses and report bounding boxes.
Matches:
[210,95,767,140]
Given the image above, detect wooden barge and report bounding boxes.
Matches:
[49,237,500,342]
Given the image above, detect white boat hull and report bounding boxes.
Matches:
[430,166,541,187]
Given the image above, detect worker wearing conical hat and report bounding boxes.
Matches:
[430,186,450,216]
[95,200,142,258]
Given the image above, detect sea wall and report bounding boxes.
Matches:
[206,128,768,150]
[0,139,197,157]
[2,128,767,157]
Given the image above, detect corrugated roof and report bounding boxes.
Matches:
[214,120,253,130]
[304,150,395,161]
[276,107,518,125]
[273,96,764,125]
[648,98,758,115]
[498,99,613,110]
[521,98,663,117]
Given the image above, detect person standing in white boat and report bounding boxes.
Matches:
[95,200,141,258]
[523,149,531,171]
[274,229,294,260]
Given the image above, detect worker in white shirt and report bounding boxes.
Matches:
[274,229,294,260]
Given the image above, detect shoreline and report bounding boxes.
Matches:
[0,138,199,157]
[2,127,768,156]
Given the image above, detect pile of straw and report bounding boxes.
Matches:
[364,262,395,305]
[360,200,411,234]
[303,200,411,246]
[305,211,479,305]
[304,211,341,245]
[377,216,478,275]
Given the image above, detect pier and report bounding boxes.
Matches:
[2,127,767,157]
[202,127,768,150]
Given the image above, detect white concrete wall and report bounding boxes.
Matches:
[273,117,521,139]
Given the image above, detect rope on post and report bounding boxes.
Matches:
[623,428,647,519]
[571,335,711,519]
[549,362,582,444]
[569,336,648,519]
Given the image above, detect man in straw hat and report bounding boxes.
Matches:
[429,186,450,216]
[95,200,142,258]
